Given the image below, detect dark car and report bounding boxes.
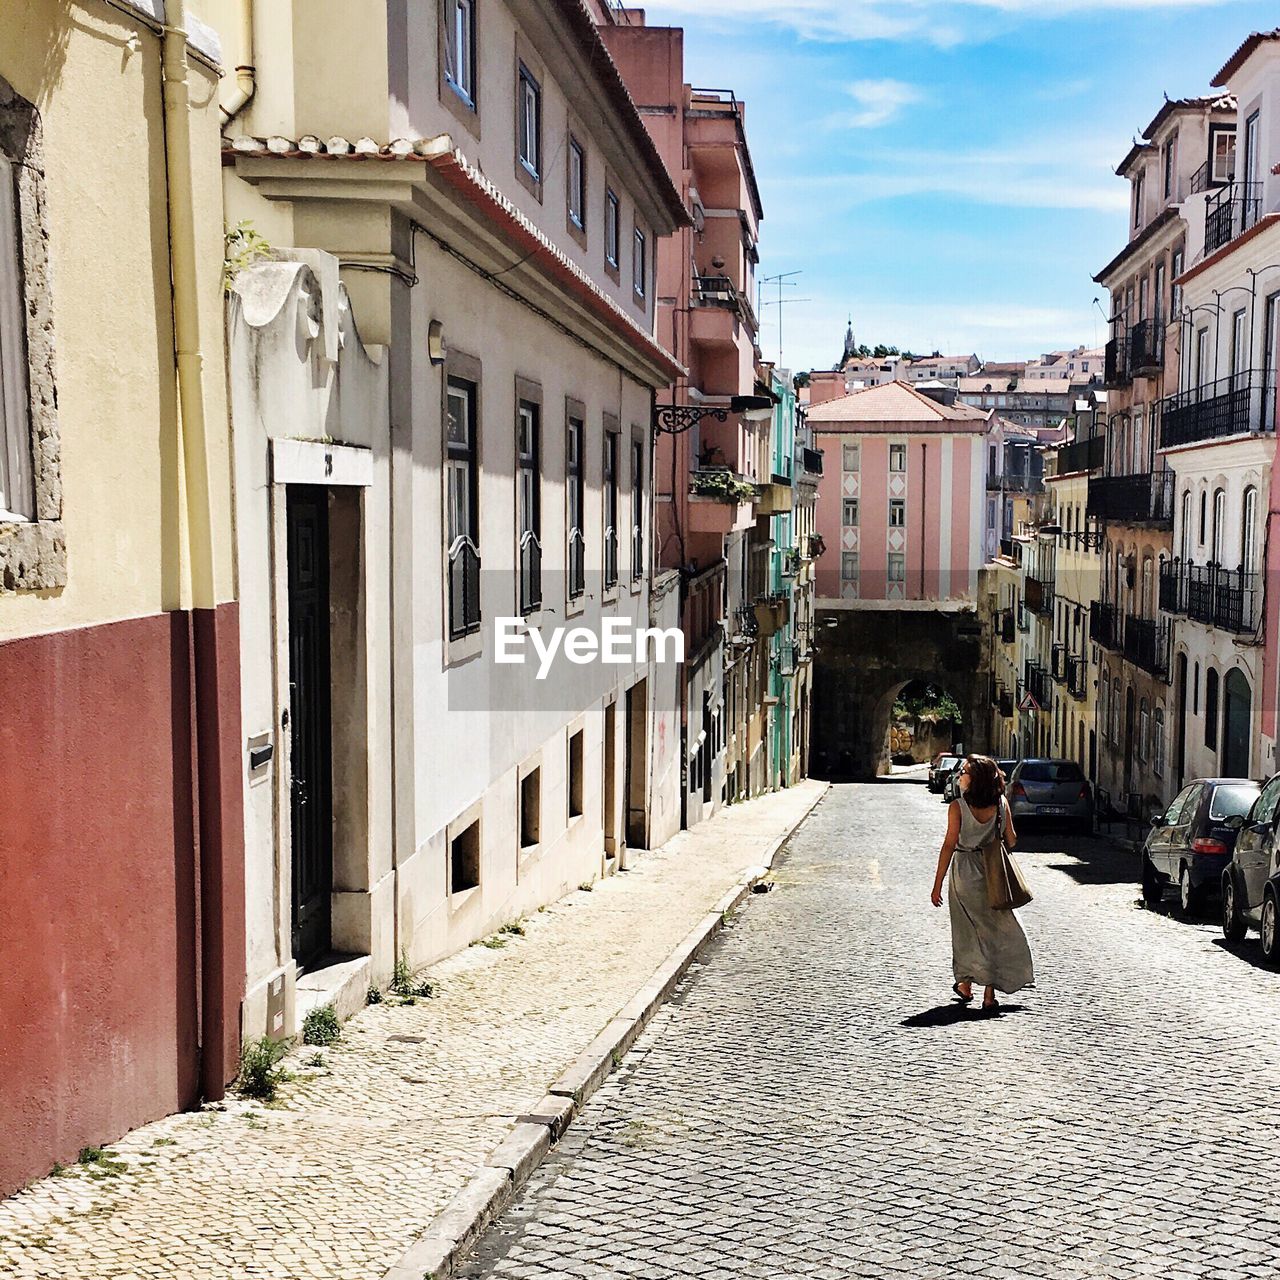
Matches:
[1222,771,1280,963]
[1141,778,1258,914]
[928,754,961,794]
[1007,759,1093,830]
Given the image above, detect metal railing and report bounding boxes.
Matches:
[1086,470,1174,525]
[1025,662,1054,711]
[1205,181,1263,254]
[1000,608,1016,644]
[1056,435,1104,475]
[1051,644,1068,682]
[568,528,585,599]
[1161,371,1276,448]
[1026,575,1055,617]
[986,472,1004,490]
[448,536,482,639]
[1128,318,1164,375]
[1105,335,1131,388]
[1123,614,1170,678]
[1161,559,1258,633]
[1090,600,1119,650]
[800,446,824,476]
[519,530,542,615]
[1189,160,1212,196]
[1068,655,1088,700]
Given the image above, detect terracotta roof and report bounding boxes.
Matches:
[1141,92,1236,141]
[1213,29,1280,87]
[224,133,683,381]
[978,362,1027,377]
[1116,138,1156,177]
[805,380,992,431]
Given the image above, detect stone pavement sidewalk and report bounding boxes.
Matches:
[0,781,826,1280]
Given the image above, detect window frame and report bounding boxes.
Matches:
[515,57,543,196]
[842,442,861,472]
[567,134,587,242]
[630,432,645,582]
[444,361,483,644]
[632,226,647,303]
[842,497,859,527]
[889,442,906,473]
[604,185,621,280]
[603,420,620,591]
[442,0,477,111]
[515,382,543,617]
[0,152,32,523]
[566,402,586,603]
[888,498,906,528]
[887,551,906,583]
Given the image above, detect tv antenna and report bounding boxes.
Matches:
[758,270,810,367]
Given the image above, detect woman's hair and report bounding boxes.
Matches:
[963,754,1004,809]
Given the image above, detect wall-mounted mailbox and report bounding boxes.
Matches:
[248,732,274,777]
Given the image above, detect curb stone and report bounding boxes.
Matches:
[381,782,828,1279]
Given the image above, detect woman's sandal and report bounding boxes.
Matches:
[980,998,1002,1015]
[952,982,973,1004]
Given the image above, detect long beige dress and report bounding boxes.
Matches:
[948,796,1034,995]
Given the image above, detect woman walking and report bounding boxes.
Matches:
[929,755,1033,1012]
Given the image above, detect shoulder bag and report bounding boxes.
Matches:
[982,798,1033,911]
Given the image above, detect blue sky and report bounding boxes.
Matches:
[641,0,1280,373]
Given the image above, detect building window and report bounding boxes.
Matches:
[443,0,476,108]
[842,442,860,472]
[887,551,906,582]
[567,415,585,599]
[517,400,541,615]
[633,228,647,299]
[520,767,541,849]
[889,498,905,528]
[1163,134,1176,200]
[1138,698,1150,761]
[604,429,619,588]
[1205,667,1220,751]
[1153,708,1166,777]
[889,443,906,472]
[842,498,859,527]
[1172,248,1184,313]
[518,63,542,180]
[1211,127,1236,186]
[841,551,859,581]
[568,730,585,819]
[1243,486,1259,576]
[450,817,481,893]
[631,435,644,579]
[568,137,585,230]
[0,152,32,522]
[446,377,481,638]
[605,189,620,268]
[1133,170,1145,229]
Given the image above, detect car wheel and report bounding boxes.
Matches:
[1222,870,1248,942]
[1261,892,1280,967]
[1141,855,1163,907]
[1179,864,1204,916]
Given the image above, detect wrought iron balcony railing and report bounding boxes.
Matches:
[1128,318,1164,375]
[1122,614,1170,679]
[1000,608,1016,645]
[1056,435,1104,475]
[1161,371,1276,448]
[1026,575,1055,617]
[1105,335,1131,388]
[1205,181,1263,254]
[1025,662,1054,712]
[1086,470,1174,525]
[448,535,482,639]
[1051,644,1069,682]
[1068,655,1088,700]
[1161,559,1258,633]
[1090,600,1119,651]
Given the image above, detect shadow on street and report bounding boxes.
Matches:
[900,1001,1028,1028]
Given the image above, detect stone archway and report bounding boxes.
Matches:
[810,607,989,780]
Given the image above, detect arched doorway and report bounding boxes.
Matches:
[883,679,964,768]
[1223,669,1252,778]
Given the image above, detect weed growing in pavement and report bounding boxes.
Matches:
[389,950,437,1002]
[479,935,507,949]
[499,921,526,937]
[366,984,384,1005]
[78,1147,128,1179]
[152,1138,176,1148]
[236,1036,292,1102]
[578,881,594,892]
[302,1004,341,1047]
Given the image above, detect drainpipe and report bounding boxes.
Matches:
[162,1,231,1102]
[219,0,257,129]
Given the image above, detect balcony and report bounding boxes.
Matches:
[1123,615,1170,679]
[1161,371,1276,448]
[799,446,824,476]
[1205,181,1263,255]
[755,475,794,515]
[1104,335,1131,389]
[1056,435,1104,476]
[690,303,740,351]
[1128,319,1164,377]
[1068,655,1088,700]
[1051,644,1068,683]
[991,679,1015,718]
[1026,575,1055,617]
[1090,600,1119,651]
[1086,470,1174,526]
[1025,662,1053,712]
[999,608,1016,645]
[1161,560,1258,633]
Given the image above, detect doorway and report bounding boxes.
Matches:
[1223,669,1252,778]
[603,699,617,859]
[1174,652,1188,788]
[624,679,648,849]
[1123,686,1136,799]
[286,486,333,969]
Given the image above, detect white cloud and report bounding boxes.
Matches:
[824,79,923,129]
[642,0,1247,47]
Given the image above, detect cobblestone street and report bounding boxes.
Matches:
[464,777,1280,1280]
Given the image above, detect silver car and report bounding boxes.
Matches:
[1008,758,1094,832]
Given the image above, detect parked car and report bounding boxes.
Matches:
[928,754,961,794]
[1007,759,1093,830]
[996,759,1018,780]
[1222,771,1280,963]
[1140,778,1258,914]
